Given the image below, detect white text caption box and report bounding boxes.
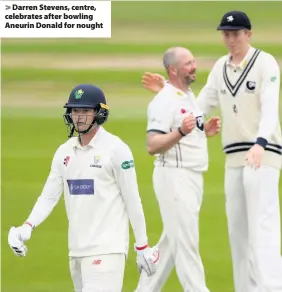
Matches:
[0,1,111,38]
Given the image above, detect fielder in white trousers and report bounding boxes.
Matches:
[135,166,209,292]
[225,165,282,292]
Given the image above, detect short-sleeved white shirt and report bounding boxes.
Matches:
[147,83,208,172]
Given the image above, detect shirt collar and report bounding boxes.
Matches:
[72,126,104,149]
[226,46,256,69]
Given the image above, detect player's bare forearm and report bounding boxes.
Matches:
[146,130,183,155]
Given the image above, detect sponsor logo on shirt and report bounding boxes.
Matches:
[92,259,102,265]
[64,156,70,167]
[121,160,134,170]
[271,76,277,82]
[150,117,161,124]
[67,179,94,195]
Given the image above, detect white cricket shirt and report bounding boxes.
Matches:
[147,83,208,172]
[26,127,148,257]
[197,46,282,169]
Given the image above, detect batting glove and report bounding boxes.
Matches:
[135,244,160,277]
[8,222,34,257]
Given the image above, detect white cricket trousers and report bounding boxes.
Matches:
[225,165,282,292]
[135,166,210,292]
[69,253,125,292]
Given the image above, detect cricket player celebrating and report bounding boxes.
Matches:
[8,84,160,292]
[135,47,220,292]
[140,11,282,292]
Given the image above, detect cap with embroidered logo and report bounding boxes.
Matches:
[217,11,252,31]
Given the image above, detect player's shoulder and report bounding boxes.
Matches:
[212,55,229,70]
[50,137,76,161]
[148,84,175,110]
[59,137,76,149]
[258,48,276,59]
[59,137,77,149]
[257,49,279,67]
[102,129,132,153]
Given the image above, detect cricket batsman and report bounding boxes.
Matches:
[8,84,160,292]
[140,10,282,292]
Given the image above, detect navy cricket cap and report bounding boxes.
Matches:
[217,11,252,31]
[64,84,107,109]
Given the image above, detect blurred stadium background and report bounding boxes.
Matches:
[2,2,282,291]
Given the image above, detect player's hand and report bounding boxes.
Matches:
[245,144,265,169]
[135,244,160,277]
[204,116,221,137]
[142,72,166,93]
[180,113,196,135]
[8,223,33,257]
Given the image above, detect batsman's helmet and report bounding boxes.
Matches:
[63,84,109,138]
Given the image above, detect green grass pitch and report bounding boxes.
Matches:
[2,2,282,292]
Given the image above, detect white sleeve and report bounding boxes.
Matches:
[256,54,281,141]
[196,63,220,115]
[26,146,64,228]
[147,100,174,134]
[112,142,148,247]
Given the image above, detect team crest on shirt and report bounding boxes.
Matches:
[196,116,204,131]
[246,81,256,93]
[90,155,102,168]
